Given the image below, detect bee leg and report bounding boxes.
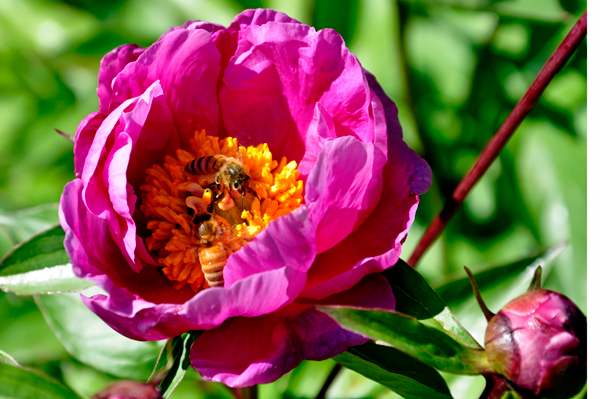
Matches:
[218,190,235,211]
[185,196,209,220]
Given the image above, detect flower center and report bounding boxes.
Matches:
[140,130,303,291]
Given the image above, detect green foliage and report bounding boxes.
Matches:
[36,291,163,380]
[382,259,480,348]
[320,306,489,375]
[158,331,203,398]
[336,342,453,399]
[0,224,93,294]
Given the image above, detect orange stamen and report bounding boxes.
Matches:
[140,130,303,292]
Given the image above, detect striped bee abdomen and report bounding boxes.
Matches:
[185,155,226,175]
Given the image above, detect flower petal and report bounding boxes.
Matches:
[223,205,316,285]
[81,266,308,340]
[74,111,106,178]
[109,25,222,141]
[59,179,196,305]
[98,44,145,112]
[219,18,373,166]
[82,81,170,271]
[190,274,393,387]
[305,136,382,253]
[301,75,431,299]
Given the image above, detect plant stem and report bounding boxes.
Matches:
[480,375,510,399]
[408,10,587,267]
[241,385,258,399]
[315,363,342,399]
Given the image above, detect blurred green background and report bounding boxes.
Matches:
[0,0,586,398]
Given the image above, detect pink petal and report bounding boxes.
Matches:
[83,81,170,271]
[305,136,382,253]
[109,26,221,142]
[301,75,431,300]
[304,86,388,253]
[82,266,308,340]
[223,206,316,285]
[59,179,195,305]
[74,111,106,178]
[219,19,373,166]
[190,274,393,387]
[98,44,145,112]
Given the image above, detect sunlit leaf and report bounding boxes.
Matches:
[383,259,481,348]
[158,331,203,399]
[35,291,162,380]
[0,224,67,275]
[335,341,453,399]
[0,224,92,295]
[0,349,19,366]
[319,306,490,375]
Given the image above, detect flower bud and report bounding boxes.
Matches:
[484,289,586,398]
[93,381,162,399]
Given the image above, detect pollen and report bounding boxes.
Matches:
[140,130,303,291]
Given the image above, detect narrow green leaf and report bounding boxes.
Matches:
[319,306,491,375]
[335,341,453,399]
[35,292,163,380]
[0,224,68,275]
[434,254,541,306]
[0,263,94,295]
[0,350,19,366]
[0,361,81,399]
[435,243,567,306]
[147,340,169,383]
[0,224,93,294]
[158,331,203,398]
[383,258,481,348]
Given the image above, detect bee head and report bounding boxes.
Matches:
[231,174,251,195]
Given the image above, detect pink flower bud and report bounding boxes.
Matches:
[93,380,162,399]
[484,289,586,398]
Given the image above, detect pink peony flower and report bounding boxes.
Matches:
[59,9,431,387]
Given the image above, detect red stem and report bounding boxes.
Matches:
[408,11,587,267]
[480,375,511,399]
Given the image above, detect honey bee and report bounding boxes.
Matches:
[185,155,256,288]
[199,243,227,287]
[185,155,251,199]
[196,218,226,287]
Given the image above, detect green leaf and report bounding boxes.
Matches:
[158,331,203,398]
[0,359,81,399]
[0,224,93,295]
[0,350,19,366]
[335,341,453,399]
[383,259,481,348]
[35,291,163,380]
[319,306,491,375]
[0,204,60,247]
[434,254,542,307]
[0,224,68,275]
